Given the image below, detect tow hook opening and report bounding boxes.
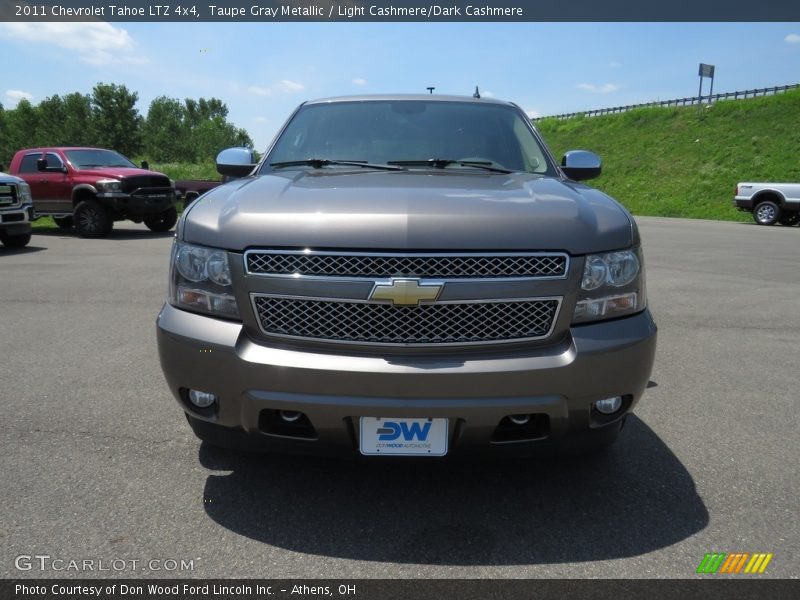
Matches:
[259,409,318,440]
[491,413,549,443]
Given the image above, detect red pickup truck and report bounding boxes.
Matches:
[9,147,177,238]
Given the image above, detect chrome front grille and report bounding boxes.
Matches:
[252,296,561,345]
[245,250,568,279]
[0,183,19,208]
[121,175,171,192]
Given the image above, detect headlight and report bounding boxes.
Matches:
[169,241,240,319]
[573,248,646,324]
[96,179,122,192]
[17,182,32,203]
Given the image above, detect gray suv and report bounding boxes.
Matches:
[156,95,657,457]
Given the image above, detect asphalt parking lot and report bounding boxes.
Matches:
[1,216,797,579]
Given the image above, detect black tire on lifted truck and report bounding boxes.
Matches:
[74,199,113,238]
[143,206,178,232]
[0,230,32,248]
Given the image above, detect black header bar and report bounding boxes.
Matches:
[1,0,800,22]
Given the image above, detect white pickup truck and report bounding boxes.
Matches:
[0,171,34,248]
[735,182,800,226]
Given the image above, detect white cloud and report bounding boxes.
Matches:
[248,85,273,97]
[482,90,495,98]
[786,33,800,44]
[609,61,622,68]
[576,83,620,94]
[276,79,305,93]
[0,22,145,66]
[255,116,266,122]
[352,78,368,86]
[5,90,34,107]
[249,80,305,96]
[525,109,540,119]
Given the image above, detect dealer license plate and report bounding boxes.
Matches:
[359,417,448,456]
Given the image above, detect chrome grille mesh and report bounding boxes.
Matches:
[246,251,567,279]
[252,296,560,345]
[0,183,19,207]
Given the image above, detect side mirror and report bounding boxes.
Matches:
[216,147,256,178]
[141,160,150,170]
[36,158,67,173]
[560,150,602,181]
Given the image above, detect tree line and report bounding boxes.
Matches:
[0,82,253,167]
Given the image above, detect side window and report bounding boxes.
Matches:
[46,153,64,169]
[18,154,41,173]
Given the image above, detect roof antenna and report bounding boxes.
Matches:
[473,86,481,99]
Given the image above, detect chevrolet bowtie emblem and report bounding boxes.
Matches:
[369,279,444,306]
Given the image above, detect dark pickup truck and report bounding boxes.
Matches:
[174,179,222,207]
[9,147,178,238]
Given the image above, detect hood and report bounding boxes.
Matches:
[182,170,634,255]
[0,172,25,184]
[75,167,168,180]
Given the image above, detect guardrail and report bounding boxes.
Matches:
[535,83,800,121]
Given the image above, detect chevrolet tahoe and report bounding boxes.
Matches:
[156,95,657,457]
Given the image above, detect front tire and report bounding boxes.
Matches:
[144,207,178,232]
[0,230,32,248]
[74,200,113,238]
[754,200,780,226]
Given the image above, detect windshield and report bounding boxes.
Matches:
[263,100,555,175]
[64,149,137,169]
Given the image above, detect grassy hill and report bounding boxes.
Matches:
[535,89,800,221]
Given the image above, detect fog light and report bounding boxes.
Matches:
[188,389,217,408]
[594,396,623,415]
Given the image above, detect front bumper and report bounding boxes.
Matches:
[0,202,34,234]
[156,303,657,457]
[98,190,176,216]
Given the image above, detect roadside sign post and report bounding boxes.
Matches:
[698,63,716,104]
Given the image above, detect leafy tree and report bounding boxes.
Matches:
[0,102,7,168]
[90,83,142,156]
[143,96,187,162]
[36,95,66,145]
[61,93,94,146]
[0,84,254,168]
[5,99,41,157]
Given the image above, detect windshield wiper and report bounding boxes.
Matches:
[387,159,513,174]
[270,159,404,171]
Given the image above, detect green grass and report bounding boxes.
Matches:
[146,161,219,181]
[536,89,800,221]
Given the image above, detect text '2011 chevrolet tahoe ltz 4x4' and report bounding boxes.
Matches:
[156,95,657,458]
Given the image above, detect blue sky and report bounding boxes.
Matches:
[1,22,799,149]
